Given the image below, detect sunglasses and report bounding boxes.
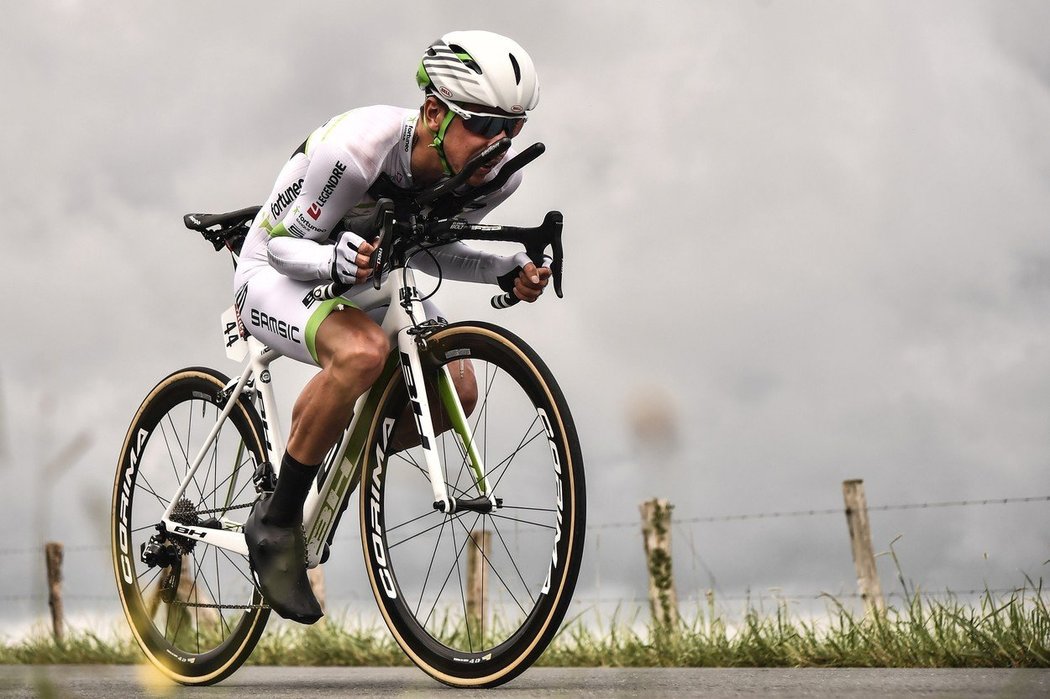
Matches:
[435,93,527,139]
[460,112,526,139]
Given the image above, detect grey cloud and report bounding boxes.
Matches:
[2,1,1049,628]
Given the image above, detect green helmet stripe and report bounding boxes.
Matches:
[416,61,431,89]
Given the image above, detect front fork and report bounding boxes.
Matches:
[396,323,494,515]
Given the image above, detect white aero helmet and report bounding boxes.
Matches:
[417,30,540,116]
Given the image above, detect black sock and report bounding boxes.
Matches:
[266,453,320,527]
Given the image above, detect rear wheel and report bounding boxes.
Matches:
[111,367,269,686]
[360,322,586,687]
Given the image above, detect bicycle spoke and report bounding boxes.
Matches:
[451,515,531,614]
[192,553,202,654]
[165,409,207,505]
[386,508,440,536]
[391,447,473,501]
[469,362,499,442]
[215,546,258,591]
[487,515,537,608]
[486,512,556,531]
[388,510,469,550]
[422,513,480,629]
[195,452,255,510]
[135,472,172,511]
[213,545,231,640]
[414,513,449,618]
[136,564,165,589]
[499,505,557,513]
[159,418,184,486]
[450,518,473,652]
[194,550,230,638]
[488,423,546,494]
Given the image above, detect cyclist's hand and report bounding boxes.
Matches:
[514,262,551,303]
[330,232,378,285]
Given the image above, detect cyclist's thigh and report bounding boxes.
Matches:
[312,303,388,369]
[236,266,355,366]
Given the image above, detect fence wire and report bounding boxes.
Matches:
[588,494,1050,530]
[0,491,1044,620]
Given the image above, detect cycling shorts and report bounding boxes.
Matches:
[234,264,441,367]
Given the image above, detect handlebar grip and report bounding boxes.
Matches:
[491,292,521,310]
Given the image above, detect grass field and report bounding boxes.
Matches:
[2,586,1046,667]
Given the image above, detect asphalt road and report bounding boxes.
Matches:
[1,666,1048,698]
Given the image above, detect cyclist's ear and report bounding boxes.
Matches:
[421,95,448,134]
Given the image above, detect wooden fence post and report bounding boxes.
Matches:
[44,541,64,643]
[842,479,885,614]
[640,498,678,629]
[467,529,491,631]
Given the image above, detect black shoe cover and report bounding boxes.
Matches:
[245,494,323,624]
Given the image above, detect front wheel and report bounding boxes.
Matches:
[111,367,270,686]
[360,322,586,688]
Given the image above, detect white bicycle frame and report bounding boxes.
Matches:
[157,266,491,567]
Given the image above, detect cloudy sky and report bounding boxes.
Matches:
[2,0,1049,629]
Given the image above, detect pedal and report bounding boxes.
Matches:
[253,461,277,493]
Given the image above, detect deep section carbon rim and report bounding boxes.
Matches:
[112,368,269,685]
[361,324,585,686]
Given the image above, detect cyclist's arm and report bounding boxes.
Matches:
[263,140,373,280]
[412,169,535,284]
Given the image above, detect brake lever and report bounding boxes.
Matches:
[371,205,395,290]
[490,211,564,309]
[529,211,563,299]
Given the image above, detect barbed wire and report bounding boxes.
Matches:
[868,495,1050,513]
[587,494,1050,530]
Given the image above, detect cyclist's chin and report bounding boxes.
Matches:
[466,163,496,187]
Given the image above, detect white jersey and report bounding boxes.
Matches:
[231,105,529,366]
[237,105,523,285]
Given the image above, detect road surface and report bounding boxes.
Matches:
[1,666,1047,698]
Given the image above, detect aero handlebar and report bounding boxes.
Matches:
[311,139,564,309]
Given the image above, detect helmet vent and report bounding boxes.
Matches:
[509,53,522,84]
[448,44,483,74]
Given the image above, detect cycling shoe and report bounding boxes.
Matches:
[244,494,323,624]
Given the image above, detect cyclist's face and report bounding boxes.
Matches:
[419,97,516,186]
[443,115,509,186]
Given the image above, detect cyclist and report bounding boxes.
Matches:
[235,30,551,624]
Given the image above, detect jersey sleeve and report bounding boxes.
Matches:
[263,140,370,243]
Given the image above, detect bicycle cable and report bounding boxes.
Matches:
[405,243,446,303]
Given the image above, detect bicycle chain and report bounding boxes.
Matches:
[170,600,269,610]
[190,502,254,517]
